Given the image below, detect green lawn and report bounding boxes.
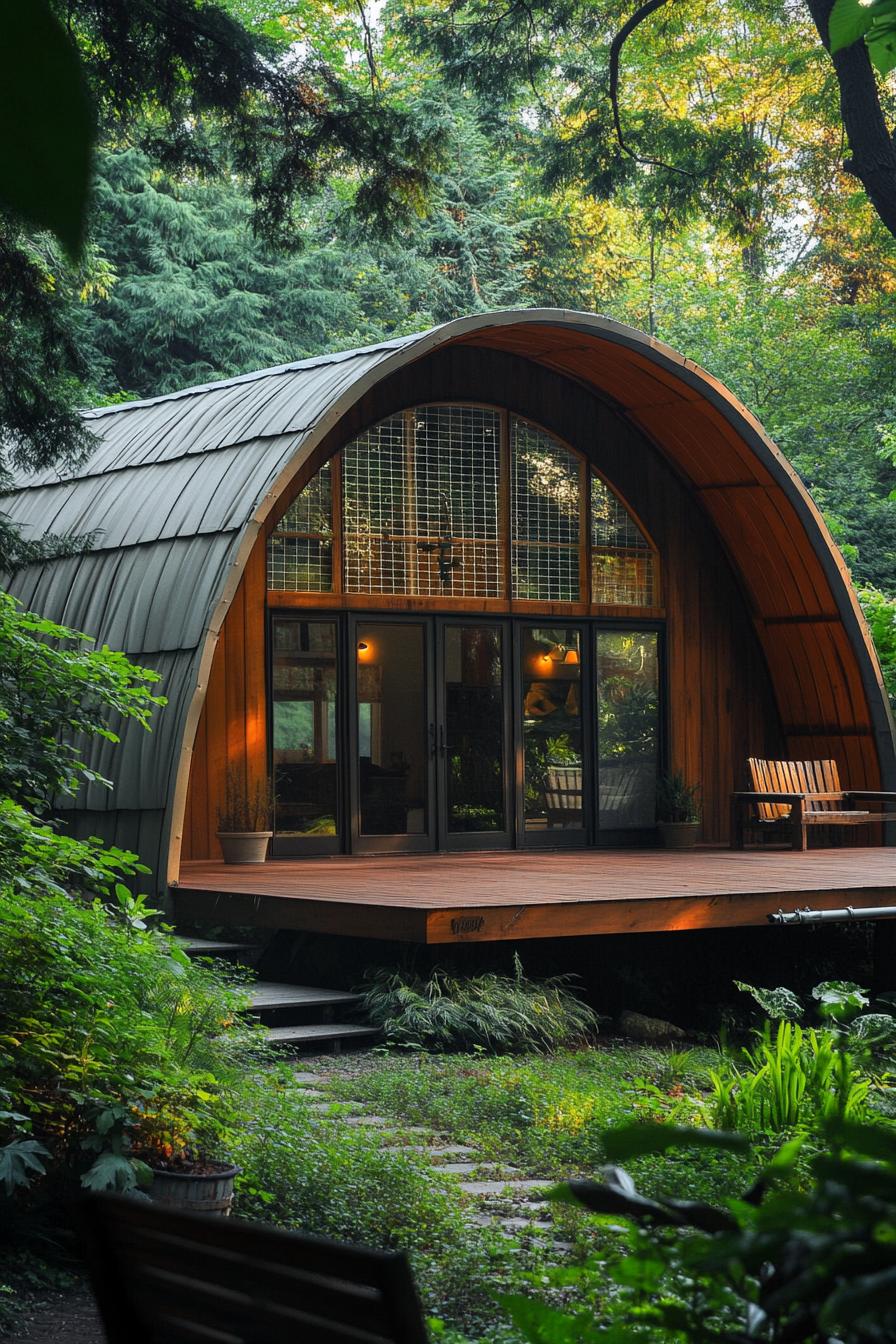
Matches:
[325,1042,760,1203]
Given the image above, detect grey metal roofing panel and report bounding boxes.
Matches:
[8,532,238,653]
[70,650,197,811]
[8,341,409,489]
[2,438,294,549]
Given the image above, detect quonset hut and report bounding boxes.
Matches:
[3,310,894,939]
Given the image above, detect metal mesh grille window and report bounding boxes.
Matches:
[267,404,659,607]
[343,406,502,597]
[511,418,581,601]
[591,474,657,606]
[267,461,333,591]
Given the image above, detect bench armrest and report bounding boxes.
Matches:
[732,791,844,803]
[845,791,896,802]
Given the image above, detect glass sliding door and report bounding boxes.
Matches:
[519,626,586,844]
[271,618,340,854]
[596,630,660,832]
[440,622,511,849]
[352,620,435,851]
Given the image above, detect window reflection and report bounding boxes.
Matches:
[521,628,583,830]
[272,620,338,837]
[445,626,505,833]
[597,631,659,828]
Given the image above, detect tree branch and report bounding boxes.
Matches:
[608,0,697,180]
[804,0,896,240]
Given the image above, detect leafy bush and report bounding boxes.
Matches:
[709,979,895,1136]
[503,1121,896,1343]
[710,1018,869,1134]
[360,957,599,1053]
[0,881,264,1199]
[0,592,164,813]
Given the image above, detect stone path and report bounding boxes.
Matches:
[295,1063,571,1253]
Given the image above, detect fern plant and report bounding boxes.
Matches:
[359,956,599,1053]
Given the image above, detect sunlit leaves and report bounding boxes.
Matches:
[831,0,896,74]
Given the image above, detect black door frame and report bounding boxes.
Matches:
[267,608,666,856]
[268,612,343,858]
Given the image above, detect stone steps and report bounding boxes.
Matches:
[265,1023,379,1049]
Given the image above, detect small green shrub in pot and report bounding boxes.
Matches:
[655,770,701,847]
[359,955,599,1052]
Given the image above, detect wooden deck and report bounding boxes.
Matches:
[173,847,896,943]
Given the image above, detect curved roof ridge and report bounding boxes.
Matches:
[81,331,424,420]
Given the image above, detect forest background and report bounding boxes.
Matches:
[6,0,896,688]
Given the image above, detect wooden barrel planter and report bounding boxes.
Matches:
[147,1162,240,1216]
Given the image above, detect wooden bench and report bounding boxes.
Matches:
[80,1192,429,1344]
[731,757,896,851]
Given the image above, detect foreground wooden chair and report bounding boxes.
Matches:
[80,1193,429,1344]
[731,757,896,851]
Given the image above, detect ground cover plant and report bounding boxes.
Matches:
[326,1045,760,1204]
[360,958,599,1053]
[229,1071,529,1338]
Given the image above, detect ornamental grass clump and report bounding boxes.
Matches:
[359,956,599,1052]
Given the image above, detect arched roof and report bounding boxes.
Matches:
[2,309,892,885]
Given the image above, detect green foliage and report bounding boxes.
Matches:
[0,2,93,258]
[734,980,804,1020]
[655,771,701,824]
[831,0,896,73]
[0,592,165,812]
[860,586,896,707]
[230,1074,507,1335]
[360,958,599,1053]
[710,1018,870,1133]
[503,1121,896,1343]
[0,879,263,1197]
[708,979,896,1136]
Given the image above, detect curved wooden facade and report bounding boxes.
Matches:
[182,325,892,869]
[2,309,892,898]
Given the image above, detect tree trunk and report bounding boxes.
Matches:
[805,0,896,242]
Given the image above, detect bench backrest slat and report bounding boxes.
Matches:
[747,758,842,822]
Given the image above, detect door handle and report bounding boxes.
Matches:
[429,722,437,759]
[439,724,446,756]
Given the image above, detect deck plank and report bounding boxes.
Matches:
[173,847,896,942]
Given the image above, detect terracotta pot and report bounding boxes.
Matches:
[216,830,272,864]
[147,1162,240,1216]
[657,821,700,850]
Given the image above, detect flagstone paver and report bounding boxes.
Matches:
[297,1056,572,1259]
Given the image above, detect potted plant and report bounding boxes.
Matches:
[656,771,701,849]
[216,768,273,864]
[131,1084,239,1216]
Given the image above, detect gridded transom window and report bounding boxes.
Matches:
[267,403,659,609]
[511,418,581,602]
[267,461,333,591]
[591,474,657,606]
[343,406,502,597]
